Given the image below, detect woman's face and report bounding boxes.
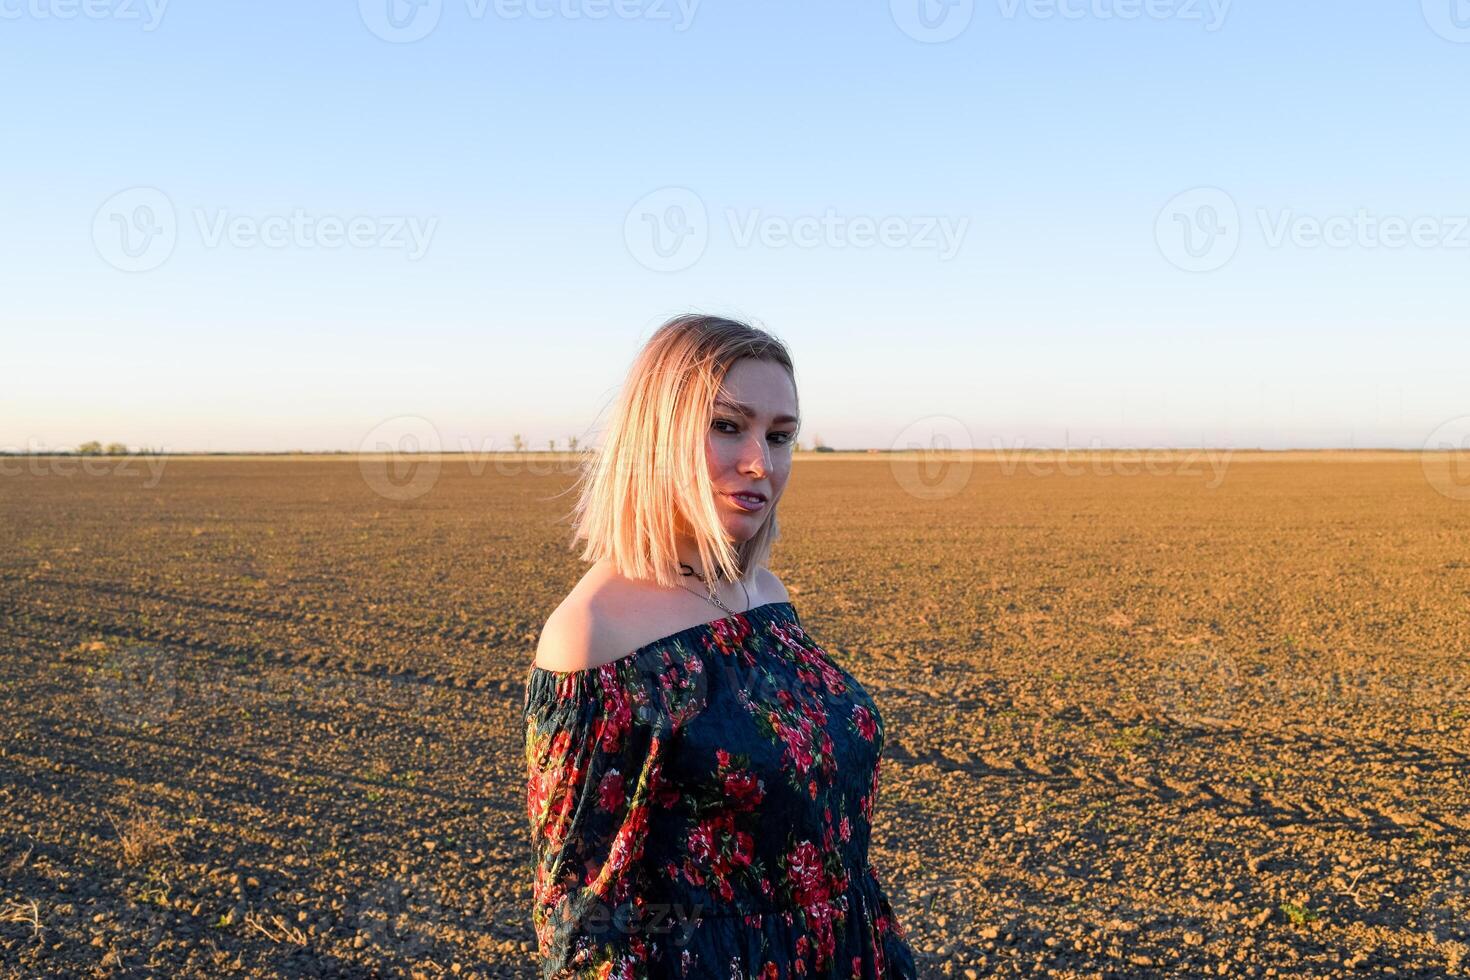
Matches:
[706,357,800,543]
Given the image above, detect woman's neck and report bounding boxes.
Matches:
[674,536,741,583]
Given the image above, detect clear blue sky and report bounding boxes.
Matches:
[3,0,1467,451]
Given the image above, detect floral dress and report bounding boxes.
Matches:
[524,600,919,979]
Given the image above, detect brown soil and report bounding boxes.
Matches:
[1,453,1467,978]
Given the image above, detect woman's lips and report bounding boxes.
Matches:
[725,491,767,512]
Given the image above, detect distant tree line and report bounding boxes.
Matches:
[509,435,584,452]
[14,434,837,457]
[66,442,157,456]
[502,434,835,452]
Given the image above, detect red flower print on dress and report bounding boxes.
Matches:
[688,822,715,865]
[722,770,765,811]
[597,770,626,813]
[708,613,753,657]
[770,622,848,696]
[786,840,829,906]
[777,718,816,774]
[730,830,754,868]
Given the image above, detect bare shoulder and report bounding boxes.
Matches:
[533,563,791,673]
[532,564,646,672]
[755,566,790,605]
[533,596,602,673]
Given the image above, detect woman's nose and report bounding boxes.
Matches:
[741,436,769,476]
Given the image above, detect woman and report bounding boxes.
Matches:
[524,314,918,978]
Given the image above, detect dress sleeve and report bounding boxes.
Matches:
[524,663,670,979]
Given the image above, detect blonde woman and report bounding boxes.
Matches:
[524,314,917,978]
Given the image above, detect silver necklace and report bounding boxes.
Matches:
[678,562,748,615]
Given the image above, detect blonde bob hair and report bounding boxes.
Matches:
[568,314,798,591]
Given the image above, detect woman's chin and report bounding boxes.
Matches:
[720,519,761,543]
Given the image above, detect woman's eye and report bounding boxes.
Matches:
[713,420,793,444]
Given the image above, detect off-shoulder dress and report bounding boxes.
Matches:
[523,600,918,979]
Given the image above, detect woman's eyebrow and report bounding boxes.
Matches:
[714,398,799,425]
